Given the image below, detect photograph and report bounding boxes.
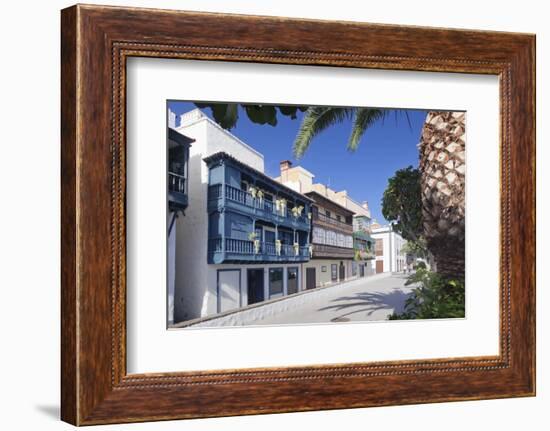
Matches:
[167,102,466,328]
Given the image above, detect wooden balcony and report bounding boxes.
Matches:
[311,243,354,259]
[312,212,353,234]
[208,237,311,264]
[168,171,188,210]
[208,184,311,232]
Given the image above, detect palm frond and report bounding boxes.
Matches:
[347,108,386,151]
[293,107,352,158]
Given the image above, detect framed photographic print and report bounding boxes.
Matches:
[61,4,535,425]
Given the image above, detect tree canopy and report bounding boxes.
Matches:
[193,102,307,130]
[381,166,423,245]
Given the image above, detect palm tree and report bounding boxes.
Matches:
[293,107,465,280]
[292,107,386,158]
[418,111,465,280]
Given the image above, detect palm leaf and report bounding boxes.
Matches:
[293,107,352,158]
[347,108,386,151]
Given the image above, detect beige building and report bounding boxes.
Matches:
[276,160,374,288]
[305,190,356,289]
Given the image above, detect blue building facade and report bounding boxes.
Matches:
[204,152,312,265]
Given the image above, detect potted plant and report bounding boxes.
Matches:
[291,205,304,219]
[275,239,282,256]
[248,232,261,254]
[293,242,300,256]
[308,244,313,257]
[276,198,287,216]
[248,186,257,199]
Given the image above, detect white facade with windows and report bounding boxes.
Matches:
[371,225,407,273]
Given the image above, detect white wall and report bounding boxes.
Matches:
[173,110,267,321]
[0,1,546,431]
[372,227,406,273]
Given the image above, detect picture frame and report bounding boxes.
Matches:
[60,4,535,425]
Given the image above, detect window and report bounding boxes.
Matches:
[312,227,326,244]
[331,264,338,281]
[337,233,345,247]
[326,230,337,246]
[336,215,341,222]
[345,235,353,248]
[269,268,284,298]
[287,267,299,295]
[325,210,331,218]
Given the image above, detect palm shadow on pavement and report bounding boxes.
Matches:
[318,288,412,321]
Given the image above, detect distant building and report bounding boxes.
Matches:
[371,225,407,273]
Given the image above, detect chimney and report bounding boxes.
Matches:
[280,160,292,183]
[168,109,177,128]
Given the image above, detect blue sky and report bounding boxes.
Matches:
[168,101,427,224]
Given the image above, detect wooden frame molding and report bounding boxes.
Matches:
[61,4,535,425]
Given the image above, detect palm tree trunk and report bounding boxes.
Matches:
[419,111,466,280]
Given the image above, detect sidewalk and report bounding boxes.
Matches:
[187,272,413,327]
[257,272,414,325]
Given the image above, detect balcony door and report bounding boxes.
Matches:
[264,228,276,244]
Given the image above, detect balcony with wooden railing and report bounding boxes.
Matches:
[168,171,188,210]
[208,237,310,264]
[312,212,353,233]
[208,184,311,231]
[311,243,355,259]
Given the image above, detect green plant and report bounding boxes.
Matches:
[414,261,427,270]
[382,166,424,246]
[194,102,308,129]
[389,268,465,320]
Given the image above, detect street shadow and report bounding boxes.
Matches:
[318,288,412,320]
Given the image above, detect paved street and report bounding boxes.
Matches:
[257,273,415,325]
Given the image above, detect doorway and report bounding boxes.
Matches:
[247,268,264,305]
[376,260,384,273]
[339,261,345,281]
[217,270,241,313]
[306,267,316,290]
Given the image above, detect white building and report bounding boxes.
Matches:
[170,109,312,324]
[370,224,407,273]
